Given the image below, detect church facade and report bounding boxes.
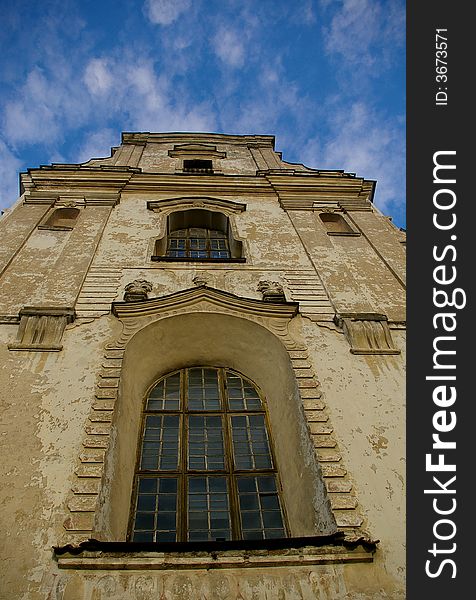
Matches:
[0,132,406,599]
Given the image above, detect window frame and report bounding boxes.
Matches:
[151,208,246,263]
[166,227,231,260]
[128,366,288,543]
[182,159,214,174]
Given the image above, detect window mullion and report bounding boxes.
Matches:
[220,368,242,539]
[179,369,188,542]
[206,229,212,258]
[185,228,191,257]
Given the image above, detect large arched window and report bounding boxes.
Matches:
[130,367,287,543]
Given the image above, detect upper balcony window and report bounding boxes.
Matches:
[183,159,214,174]
[168,228,230,259]
[152,208,245,263]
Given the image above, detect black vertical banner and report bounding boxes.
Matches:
[407,3,473,598]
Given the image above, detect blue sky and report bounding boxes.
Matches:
[0,0,405,227]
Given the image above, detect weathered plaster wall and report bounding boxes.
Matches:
[302,321,406,582]
[0,196,49,277]
[288,210,406,321]
[0,205,112,315]
[0,318,115,598]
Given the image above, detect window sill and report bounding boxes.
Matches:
[8,343,63,352]
[38,225,74,231]
[326,232,361,237]
[54,534,376,570]
[151,256,246,263]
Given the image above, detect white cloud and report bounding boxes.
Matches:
[75,128,117,164]
[84,59,114,96]
[291,0,317,25]
[3,65,91,145]
[144,0,191,26]
[212,27,246,68]
[301,102,405,213]
[0,139,23,209]
[322,0,404,68]
[80,56,216,136]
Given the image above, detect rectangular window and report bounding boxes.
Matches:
[183,159,214,173]
[140,415,180,471]
[237,475,286,540]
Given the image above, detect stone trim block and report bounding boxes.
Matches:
[335,312,400,355]
[8,306,75,351]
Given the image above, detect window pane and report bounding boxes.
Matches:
[187,368,220,410]
[147,372,180,410]
[132,476,178,542]
[231,414,272,470]
[188,415,225,470]
[226,372,262,411]
[237,475,285,540]
[190,238,207,249]
[140,415,179,470]
[187,476,231,541]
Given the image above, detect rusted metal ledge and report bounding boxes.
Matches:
[54,534,378,571]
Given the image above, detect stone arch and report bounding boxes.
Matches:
[65,288,365,545]
[98,311,336,540]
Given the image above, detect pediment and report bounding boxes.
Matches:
[112,286,298,321]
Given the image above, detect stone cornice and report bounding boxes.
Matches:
[112,286,299,321]
[20,166,138,200]
[122,173,275,195]
[122,131,276,148]
[19,165,376,207]
[265,173,376,211]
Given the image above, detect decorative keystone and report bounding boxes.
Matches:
[193,274,209,287]
[257,280,286,302]
[123,279,153,302]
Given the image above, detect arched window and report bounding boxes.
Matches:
[130,367,287,542]
[152,209,244,262]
